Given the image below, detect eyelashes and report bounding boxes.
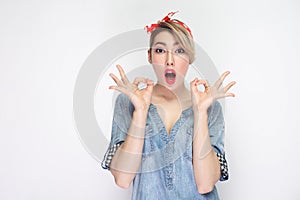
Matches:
[154,48,186,54]
[155,48,166,53]
[175,48,185,54]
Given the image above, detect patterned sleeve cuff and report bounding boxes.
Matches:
[101,141,124,170]
[216,153,229,181]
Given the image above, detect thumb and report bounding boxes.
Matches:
[190,78,199,94]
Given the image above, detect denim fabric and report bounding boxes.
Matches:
[106,94,227,200]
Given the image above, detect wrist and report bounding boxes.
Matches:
[134,101,150,113]
[134,107,149,115]
[193,107,208,120]
[193,105,208,114]
[132,109,148,124]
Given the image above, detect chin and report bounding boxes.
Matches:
[162,82,181,91]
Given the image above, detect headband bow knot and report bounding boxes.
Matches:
[144,11,193,38]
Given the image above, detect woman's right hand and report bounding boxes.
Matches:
[109,64,154,111]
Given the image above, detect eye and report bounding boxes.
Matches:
[175,48,185,54]
[154,48,166,53]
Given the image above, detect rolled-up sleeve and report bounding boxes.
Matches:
[208,101,229,181]
[101,141,124,170]
[101,94,133,170]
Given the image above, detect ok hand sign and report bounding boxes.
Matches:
[190,71,236,112]
[109,64,154,112]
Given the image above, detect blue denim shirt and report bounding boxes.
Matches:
[102,94,228,200]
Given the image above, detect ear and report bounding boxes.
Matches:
[148,49,152,64]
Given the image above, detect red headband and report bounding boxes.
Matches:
[144,11,193,38]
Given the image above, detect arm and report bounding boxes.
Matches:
[107,65,154,189]
[190,71,236,194]
[110,109,147,189]
[192,108,220,194]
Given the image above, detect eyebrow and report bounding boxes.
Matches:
[153,41,180,46]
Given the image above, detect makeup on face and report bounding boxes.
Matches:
[150,31,190,88]
[164,68,176,85]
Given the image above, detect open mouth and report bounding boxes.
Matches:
[164,69,176,85]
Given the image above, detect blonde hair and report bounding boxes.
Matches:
[149,21,195,63]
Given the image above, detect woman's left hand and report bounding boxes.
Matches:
[190,71,236,112]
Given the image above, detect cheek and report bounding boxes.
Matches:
[175,56,189,75]
[151,54,165,77]
[175,54,190,64]
[152,66,164,77]
[151,54,165,65]
[177,67,189,79]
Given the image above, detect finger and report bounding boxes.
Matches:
[116,64,130,84]
[214,71,230,89]
[108,85,128,94]
[190,78,199,93]
[190,78,198,85]
[215,92,235,99]
[133,77,148,85]
[196,79,210,91]
[109,73,122,86]
[190,78,208,92]
[223,81,236,93]
[225,93,235,97]
[108,85,117,90]
[203,80,210,89]
[146,79,154,85]
[109,85,122,92]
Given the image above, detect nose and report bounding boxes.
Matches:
[166,51,174,66]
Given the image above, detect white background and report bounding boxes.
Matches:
[1,0,300,199]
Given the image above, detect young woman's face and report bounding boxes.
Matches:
[148,31,190,90]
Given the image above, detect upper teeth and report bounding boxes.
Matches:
[165,72,175,77]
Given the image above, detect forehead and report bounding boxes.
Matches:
[152,31,180,47]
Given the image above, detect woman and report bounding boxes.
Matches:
[102,12,236,199]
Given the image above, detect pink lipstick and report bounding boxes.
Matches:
[164,69,176,85]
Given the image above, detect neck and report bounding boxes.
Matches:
[152,83,191,105]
